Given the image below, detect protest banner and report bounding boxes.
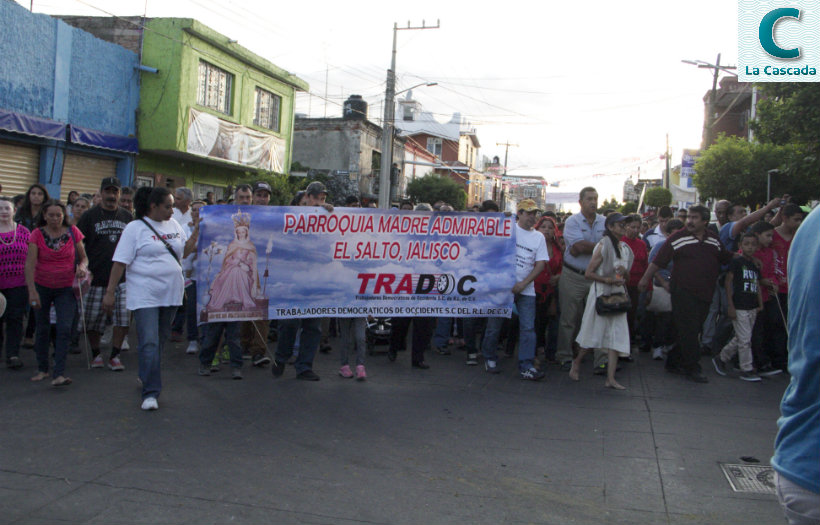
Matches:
[195,206,516,322]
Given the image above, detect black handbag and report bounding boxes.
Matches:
[594,281,631,316]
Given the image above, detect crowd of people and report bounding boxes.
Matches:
[1,179,815,525]
[0,182,810,395]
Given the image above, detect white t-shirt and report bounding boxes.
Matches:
[514,224,549,296]
[114,217,187,310]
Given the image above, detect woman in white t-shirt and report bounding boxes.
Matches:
[103,186,198,411]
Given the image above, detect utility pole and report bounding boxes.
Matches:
[378,20,440,209]
[496,141,517,210]
[665,134,671,189]
[681,54,737,150]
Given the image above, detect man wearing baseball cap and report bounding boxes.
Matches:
[271,181,332,381]
[76,176,133,371]
[480,198,548,380]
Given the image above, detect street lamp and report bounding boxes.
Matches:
[767,169,780,202]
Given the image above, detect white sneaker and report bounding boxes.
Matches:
[91,355,104,368]
[652,347,664,360]
[121,339,130,351]
[141,397,158,411]
[100,325,113,345]
[185,341,199,355]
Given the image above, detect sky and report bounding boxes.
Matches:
[21,0,740,201]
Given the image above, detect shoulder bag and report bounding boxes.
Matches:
[594,281,631,316]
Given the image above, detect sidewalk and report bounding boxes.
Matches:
[0,337,787,524]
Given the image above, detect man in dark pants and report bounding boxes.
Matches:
[271,182,333,381]
[639,205,733,383]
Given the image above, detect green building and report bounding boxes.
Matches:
[60,17,308,199]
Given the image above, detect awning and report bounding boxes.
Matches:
[70,125,138,154]
[0,108,66,141]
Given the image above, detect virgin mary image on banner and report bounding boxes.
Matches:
[203,209,268,320]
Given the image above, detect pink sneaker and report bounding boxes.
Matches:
[108,356,125,371]
[338,365,353,378]
[355,364,367,381]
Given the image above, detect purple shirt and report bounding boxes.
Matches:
[0,224,31,289]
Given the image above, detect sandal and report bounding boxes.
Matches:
[30,371,49,382]
[51,376,73,386]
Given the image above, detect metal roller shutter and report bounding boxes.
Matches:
[0,141,40,198]
[60,153,116,201]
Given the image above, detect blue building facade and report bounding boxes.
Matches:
[0,1,139,200]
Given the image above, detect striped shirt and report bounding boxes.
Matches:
[653,228,733,302]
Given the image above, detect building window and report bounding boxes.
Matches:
[197,61,233,115]
[254,87,281,132]
[403,105,415,121]
[427,137,442,157]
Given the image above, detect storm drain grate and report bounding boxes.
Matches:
[720,463,776,494]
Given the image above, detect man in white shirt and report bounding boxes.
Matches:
[170,187,194,341]
[480,199,548,380]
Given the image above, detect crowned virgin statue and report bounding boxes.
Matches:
[206,209,262,311]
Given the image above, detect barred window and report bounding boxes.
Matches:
[197,61,233,115]
[254,87,281,132]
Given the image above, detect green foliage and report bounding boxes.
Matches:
[750,84,820,203]
[406,174,467,210]
[693,135,794,206]
[597,197,620,214]
[619,201,638,214]
[645,187,672,207]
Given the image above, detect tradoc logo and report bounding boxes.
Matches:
[739,0,819,82]
[357,273,477,296]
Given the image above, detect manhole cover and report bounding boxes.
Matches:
[720,463,776,494]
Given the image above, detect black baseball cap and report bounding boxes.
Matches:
[252,181,272,194]
[305,181,327,196]
[100,177,121,190]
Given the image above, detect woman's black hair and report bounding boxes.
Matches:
[35,199,70,228]
[134,186,172,219]
[604,226,622,259]
[289,191,306,206]
[18,183,50,220]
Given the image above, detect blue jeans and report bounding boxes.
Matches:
[133,306,177,400]
[432,318,452,348]
[199,322,243,368]
[481,294,536,370]
[276,318,321,373]
[33,284,76,377]
[0,286,28,360]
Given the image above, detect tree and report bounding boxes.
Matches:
[644,187,672,207]
[619,201,638,214]
[750,83,820,203]
[406,174,467,210]
[693,135,791,205]
[597,197,620,214]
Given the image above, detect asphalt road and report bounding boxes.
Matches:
[0,335,788,525]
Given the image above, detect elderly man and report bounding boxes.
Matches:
[240,181,274,366]
[170,187,195,341]
[555,187,607,372]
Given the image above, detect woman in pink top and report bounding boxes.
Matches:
[25,200,88,386]
[0,197,31,369]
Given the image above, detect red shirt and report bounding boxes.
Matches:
[534,241,562,303]
[29,225,83,289]
[771,229,792,294]
[753,246,778,303]
[621,235,648,287]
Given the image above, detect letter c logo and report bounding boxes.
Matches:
[759,8,801,59]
